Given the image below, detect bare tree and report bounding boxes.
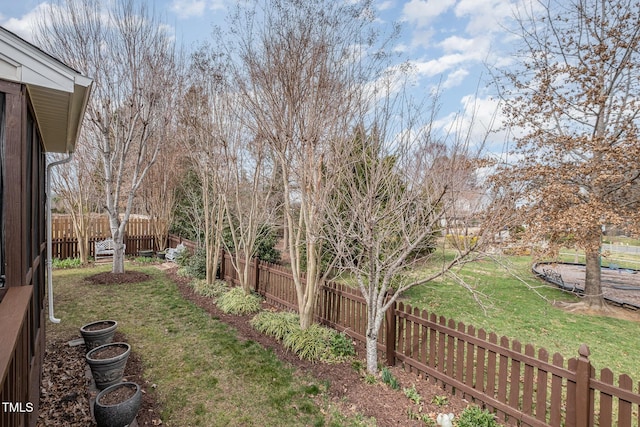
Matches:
[50,138,101,264]
[492,0,640,310]
[179,47,231,285]
[35,0,181,273]
[221,129,276,294]
[226,0,397,329]
[141,139,184,252]
[325,84,497,374]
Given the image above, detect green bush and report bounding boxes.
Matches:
[176,249,191,267]
[52,257,82,269]
[250,311,299,341]
[254,226,281,263]
[192,279,228,299]
[216,287,262,315]
[328,332,356,360]
[456,406,498,427]
[282,324,332,361]
[185,248,207,279]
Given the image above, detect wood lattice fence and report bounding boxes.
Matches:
[219,249,640,427]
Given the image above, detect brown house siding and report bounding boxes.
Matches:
[0,79,48,427]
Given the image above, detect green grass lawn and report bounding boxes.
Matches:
[402,254,640,381]
[49,265,371,427]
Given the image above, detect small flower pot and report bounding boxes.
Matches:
[80,320,118,353]
[138,249,153,258]
[94,381,142,427]
[156,251,166,260]
[86,342,131,390]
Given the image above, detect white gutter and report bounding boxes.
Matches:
[46,153,73,323]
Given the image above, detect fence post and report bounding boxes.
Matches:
[575,344,592,427]
[253,257,260,293]
[385,299,397,366]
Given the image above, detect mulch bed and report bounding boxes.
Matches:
[38,331,162,426]
[39,267,470,426]
[168,267,470,425]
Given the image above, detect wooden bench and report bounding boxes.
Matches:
[95,239,125,260]
[165,243,186,262]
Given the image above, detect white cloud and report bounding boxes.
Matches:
[377,1,395,11]
[170,0,225,20]
[0,3,49,43]
[454,0,515,35]
[442,68,468,89]
[412,53,469,77]
[432,94,507,152]
[402,0,456,27]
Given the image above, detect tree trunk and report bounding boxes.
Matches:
[366,334,379,374]
[112,240,126,274]
[583,245,605,309]
[298,240,318,329]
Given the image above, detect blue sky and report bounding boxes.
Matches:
[0,0,526,152]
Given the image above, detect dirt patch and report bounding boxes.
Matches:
[85,271,151,285]
[168,268,470,426]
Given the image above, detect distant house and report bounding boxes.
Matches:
[0,27,92,427]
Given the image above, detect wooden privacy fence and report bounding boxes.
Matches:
[50,214,159,258]
[220,249,640,427]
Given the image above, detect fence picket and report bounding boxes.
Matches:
[550,353,564,426]
[446,319,455,393]
[455,322,465,385]
[510,340,522,410]
[536,348,549,422]
[411,307,420,373]
[618,374,633,427]
[599,368,614,427]
[496,336,510,423]
[465,325,475,395]
[522,344,535,416]
[476,329,487,396]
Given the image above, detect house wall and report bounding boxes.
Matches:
[0,79,47,427]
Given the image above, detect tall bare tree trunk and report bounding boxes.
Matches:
[584,233,605,309]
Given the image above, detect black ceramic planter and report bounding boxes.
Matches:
[94,382,142,427]
[86,342,131,390]
[80,320,118,353]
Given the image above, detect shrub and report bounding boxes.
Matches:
[193,279,228,299]
[328,332,356,360]
[52,257,82,269]
[175,249,191,267]
[216,287,262,315]
[250,311,299,341]
[445,234,478,248]
[254,225,281,263]
[185,248,207,279]
[456,406,498,427]
[282,324,332,361]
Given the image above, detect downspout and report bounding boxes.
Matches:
[46,153,73,323]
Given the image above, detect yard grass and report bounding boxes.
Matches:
[403,253,640,381]
[48,264,370,427]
